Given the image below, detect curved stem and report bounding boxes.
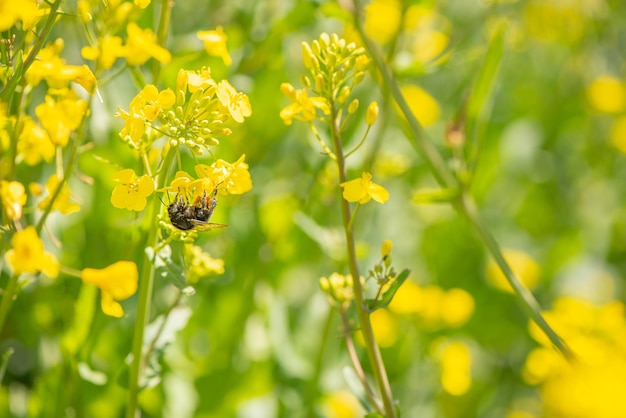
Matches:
[329,105,396,417]
[126,147,175,418]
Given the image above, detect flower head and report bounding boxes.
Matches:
[197,26,232,66]
[340,172,389,204]
[16,116,55,165]
[194,154,252,195]
[4,227,59,277]
[184,244,225,283]
[110,169,154,211]
[279,84,329,125]
[35,90,89,147]
[122,22,172,66]
[38,174,80,215]
[1,180,27,221]
[81,261,138,317]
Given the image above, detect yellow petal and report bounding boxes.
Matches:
[137,175,155,197]
[367,182,389,204]
[101,292,124,318]
[113,169,136,183]
[110,185,130,209]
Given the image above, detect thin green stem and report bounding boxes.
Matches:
[457,193,574,360]
[0,274,20,334]
[151,0,172,84]
[340,309,384,415]
[345,125,371,159]
[126,147,176,418]
[329,105,396,417]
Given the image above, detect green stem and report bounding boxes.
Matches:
[151,0,172,84]
[0,0,63,102]
[0,274,20,334]
[126,147,175,418]
[329,105,396,417]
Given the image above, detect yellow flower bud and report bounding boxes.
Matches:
[366,101,379,125]
[381,239,392,257]
[348,99,359,114]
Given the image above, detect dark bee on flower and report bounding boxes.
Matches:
[167,187,227,231]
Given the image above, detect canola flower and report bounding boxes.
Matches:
[81,261,139,318]
[111,169,155,211]
[4,226,59,277]
[37,174,80,215]
[197,26,232,66]
[340,172,389,204]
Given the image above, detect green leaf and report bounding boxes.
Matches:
[366,269,410,312]
[465,23,506,171]
[0,347,14,383]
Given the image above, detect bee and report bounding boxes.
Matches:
[167,188,227,231]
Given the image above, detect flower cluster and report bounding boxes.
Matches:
[115,68,251,154]
[280,32,374,128]
[4,227,59,277]
[319,272,358,310]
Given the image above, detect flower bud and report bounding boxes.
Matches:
[366,101,379,125]
[348,99,359,115]
[381,239,392,257]
[337,85,351,105]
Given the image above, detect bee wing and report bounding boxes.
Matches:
[190,220,229,231]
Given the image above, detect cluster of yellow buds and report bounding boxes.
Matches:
[319,272,357,309]
[116,67,251,154]
[280,33,376,127]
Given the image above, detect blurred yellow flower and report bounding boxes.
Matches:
[35,91,89,147]
[586,75,625,114]
[0,0,43,31]
[413,30,449,64]
[122,22,172,66]
[401,85,440,128]
[381,239,392,257]
[197,26,232,66]
[1,180,27,221]
[185,245,225,284]
[388,279,422,314]
[17,116,55,165]
[340,172,389,204]
[216,80,252,123]
[611,116,626,154]
[364,0,402,45]
[111,169,154,211]
[486,249,540,293]
[81,35,125,70]
[81,261,138,318]
[440,288,475,327]
[432,340,472,396]
[523,297,626,418]
[319,272,354,308]
[4,226,59,277]
[38,174,80,215]
[130,84,175,121]
[322,390,362,418]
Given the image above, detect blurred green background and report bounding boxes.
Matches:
[2,0,626,417]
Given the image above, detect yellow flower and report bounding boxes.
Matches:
[586,75,625,114]
[194,154,253,195]
[81,261,138,318]
[364,0,403,45]
[319,272,354,308]
[81,35,125,70]
[4,226,59,277]
[25,39,97,94]
[279,84,330,125]
[130,84,175,121]
[35,91,89,147]
[322,390,363,418]
[432,339,472,396]
[486,249,540,293]
[177,67,216,94]
[17,116,55,165]
[197,26,232,66]
[122,22,172,66]
[370,308,399,348]
[400,85,440,128]
[38,174,80,215]
[1,180,27,221]
[110,169,154,211]
[340,172,389,204]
